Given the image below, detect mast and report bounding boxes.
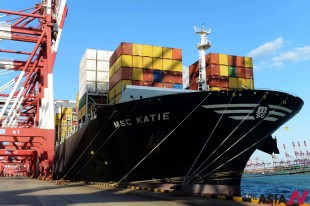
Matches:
[194,23,211,91]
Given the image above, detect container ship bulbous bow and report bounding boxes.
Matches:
[53,86,303,196]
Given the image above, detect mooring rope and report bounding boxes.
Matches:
[182,92,236,185]
[116,93,211,185]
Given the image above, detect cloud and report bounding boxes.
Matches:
[248,38,310,69]
[248,37,284,58]
[273,46,310,62]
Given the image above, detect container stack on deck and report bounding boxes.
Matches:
[78,49,113,123]
[108,42,183,104]
[188,53,254,91]
[54,100,78,141]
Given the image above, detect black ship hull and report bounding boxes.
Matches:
[53,89,303,195]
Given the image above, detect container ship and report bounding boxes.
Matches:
[53,26,303,196]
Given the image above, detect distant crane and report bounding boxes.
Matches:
[283,144,293,165]
[304,141,310,163]
[297,141,305,164]
[292,142,300,164]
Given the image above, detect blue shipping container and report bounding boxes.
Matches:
[153,70,163,82]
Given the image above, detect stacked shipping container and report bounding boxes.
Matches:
[188,53,254,91]
[79,49,113,120]
[54,100,78,141]
[108,42,183,104]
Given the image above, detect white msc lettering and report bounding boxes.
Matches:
[113,119,132,128]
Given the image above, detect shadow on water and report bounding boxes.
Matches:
[0,177,252,206]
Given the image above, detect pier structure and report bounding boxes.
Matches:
[0,0,67,179]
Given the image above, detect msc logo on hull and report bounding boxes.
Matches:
[254,105,270,119]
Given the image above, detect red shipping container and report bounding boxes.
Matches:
[172,48,182,60]
[236,56,245,67]
[189,61,199,78]
[132,80,153,86]
[110,42,133,66]
[109,67,132,89]
[190,83,198,90]
[228,55,237,66]
[163,71,173,83]
[171,71,182,84]
[245,68,254,78]
[143,69,153,82]
[163,83,173,88]
[206,53,219,65]
[207,76,229,88]
[153,82,164,87]
[236,67,245,78]
[206,64,220,76]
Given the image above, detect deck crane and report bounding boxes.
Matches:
[0,0,67,179]
[297,141,305,164]
[304,141,310,163]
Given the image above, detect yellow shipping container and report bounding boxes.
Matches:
[55,113,61,120]
[133,56,143,68]
[66,113,72,120]
[163,59,172,71]
[244,56,253,68]
[111,55,133,74]
[152,58,163,70]
[237,78,246,89]
[245,78,254,89]
[219,54,228,65]
[132,43,143,56]
[152,46,162,58]
[142,56,152,69]
[79,104,86,120]
[111,93,122,105]
[109,62,116,77]
[171,60,182,72]
[210,87,221,91]
[132,68,143,81]
[109,88,115,101]
[61,131,66,138]
[114,80,132,96]
[162,47,172,59]
[62,107,72,114]
[229,77,238,88]
[142,44,152,57]
[220,65,229,76]
[55,119,61,126]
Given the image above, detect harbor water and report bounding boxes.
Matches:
[241,174,310,203]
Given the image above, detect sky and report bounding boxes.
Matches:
[1,0,310,164]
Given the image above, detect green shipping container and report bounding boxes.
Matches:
[228,66,237,77]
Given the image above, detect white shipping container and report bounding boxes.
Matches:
[182,66,189,89]
[97,71,109,82]
[80,59,97,73]
[97,82,109,93]
[97,50,113,61]
[79,85,86,98]
[80,70,97,90]
[87,82,97,93]
[97,60,109,72]
[80,49,97,68]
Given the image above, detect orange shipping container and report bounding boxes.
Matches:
[143,69,153,82]
[236,67,245,78]
[163,83,173,88]
[206,64,220,76]
[245,67,254,78]
[236,56,245,67]
[206,53,219,65]
[190,83,198,90]
[189,61,199,78]
[153,82,163,87]
[172,48,182,60]
[228,55,237,66]
[163,71,173,83]
[132,80,153,87]
[171,71,182,84]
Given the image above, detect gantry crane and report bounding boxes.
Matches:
[0,0,67,179]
